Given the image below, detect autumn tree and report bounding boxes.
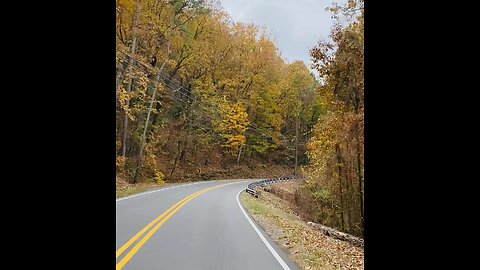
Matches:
[115,0,323,185]
[304,0,364,236]
[217,101,249,160]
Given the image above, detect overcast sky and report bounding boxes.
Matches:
[218,0,346,72]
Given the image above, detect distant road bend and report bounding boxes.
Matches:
[116,179,299,270]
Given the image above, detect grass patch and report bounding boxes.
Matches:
[241,193,269,215]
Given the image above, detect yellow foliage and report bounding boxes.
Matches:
[154,170,165,185]
[116,156,127,173]
[218,101,249,152]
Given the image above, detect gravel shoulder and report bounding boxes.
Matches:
[240,189,364,270]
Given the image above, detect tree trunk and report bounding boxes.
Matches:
[351,61,364,235]
[237,144,243,164]
[352,62,364,235]
[356,123,364,235]
[307,221,363,247]
[116,61,122,100]
[346,160,354,233]
[152,101,163,126]
[169,139,183,181]
[132,83,158,184]
[335,143,345,231]
[121,0,141,158]
[193,140,198,161]
[294,117,299,175]
[133,48,170,183]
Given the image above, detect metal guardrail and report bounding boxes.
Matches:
[245,176,300,197]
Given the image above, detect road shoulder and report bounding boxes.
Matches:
[240,190,364,270]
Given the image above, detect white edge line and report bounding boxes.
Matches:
[236,189,292,270]
[116,181,207,203]
[116,179,253,203]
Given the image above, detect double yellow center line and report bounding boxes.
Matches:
[116,183,229,270]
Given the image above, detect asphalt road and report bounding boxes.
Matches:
[116,179,300,270]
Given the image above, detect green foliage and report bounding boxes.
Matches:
[313,188,330,201]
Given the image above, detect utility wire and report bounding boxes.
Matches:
[121,64,221,136]
[117,48,283,138]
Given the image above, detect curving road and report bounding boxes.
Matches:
[116,179,300,270]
